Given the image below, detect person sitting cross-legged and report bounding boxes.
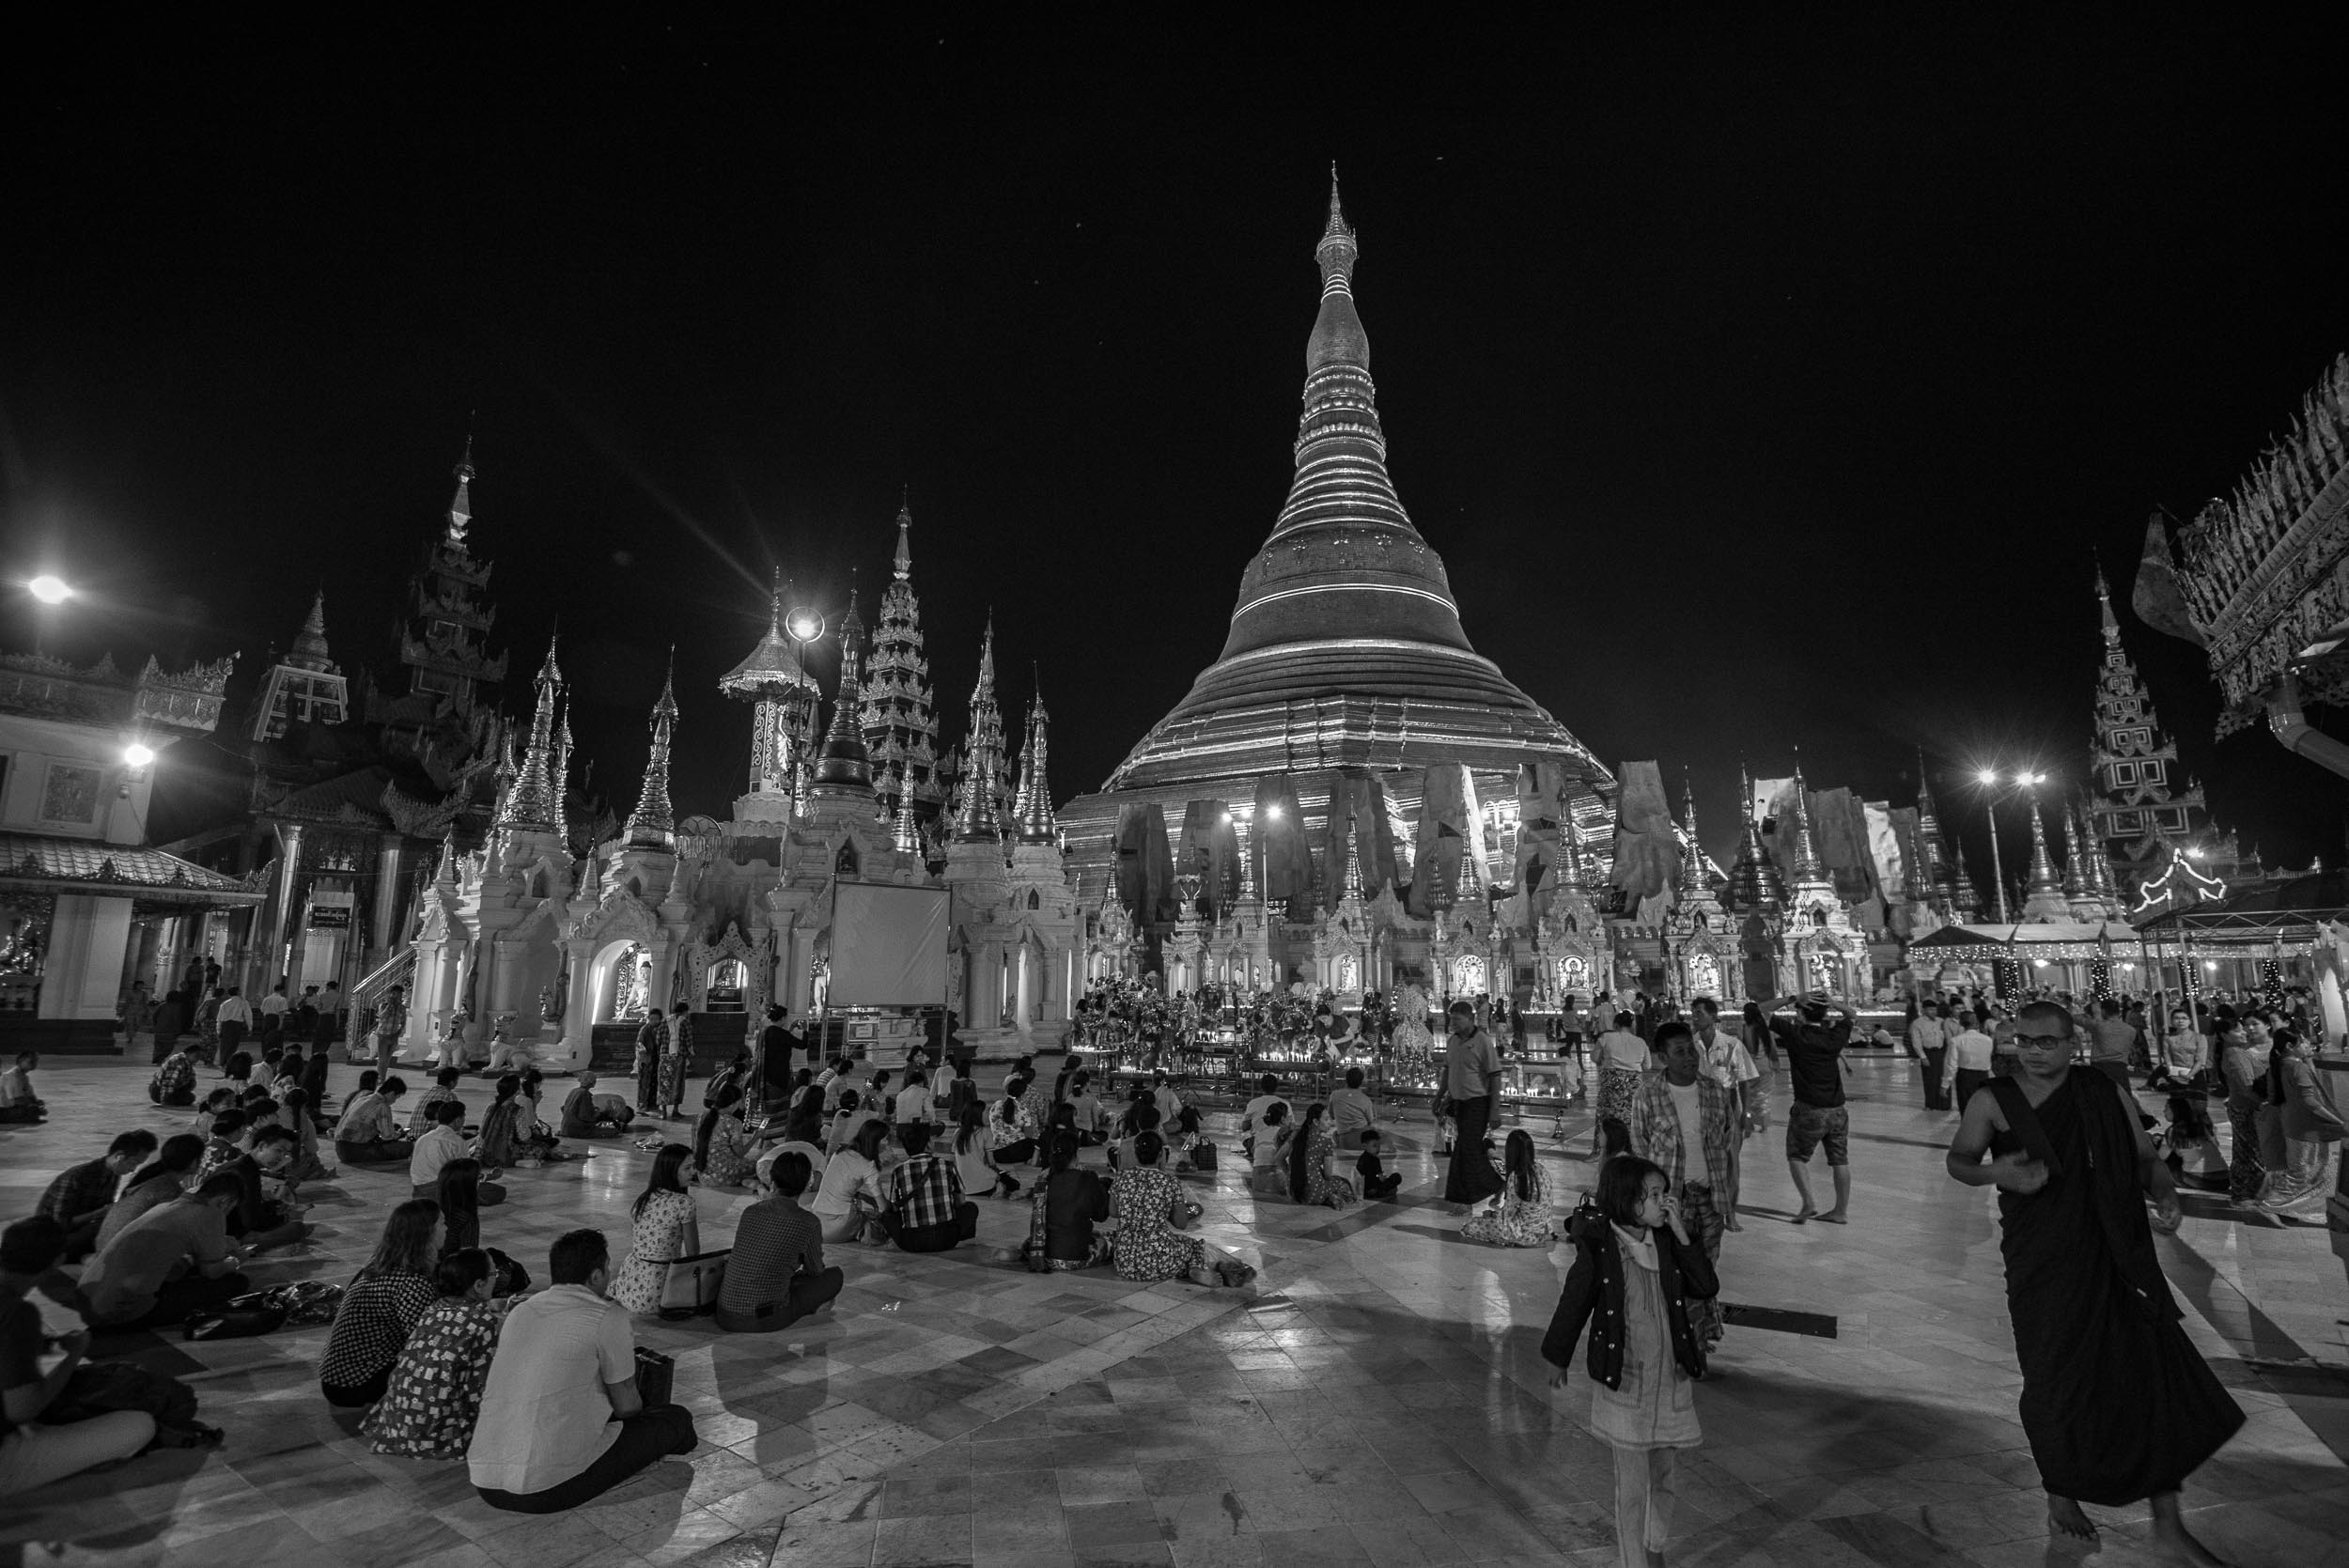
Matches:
[467,1228,698,1513]
[365,1247,514,1459]
[0,1219,157,1497]
[38,1131,159,1263]
[76,1172,253,1331]
[879,1123,978,1253]
[559,1073,635,1139]
[334,1074,412,1164]
[714,1151,844,1332]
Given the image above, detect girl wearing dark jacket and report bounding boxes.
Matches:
[1541,1156,1719,1568]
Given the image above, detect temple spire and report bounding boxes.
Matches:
[893,496,913,582]
[446,433,475,547]
[1787,753,1825,882]
[1726,762,1786,914]
[498,638,563,831]
[1016,685,1057,845]
[1676,767,1708,895]
[806,598,874,800]
[624,653,681,848]
[2095,558,2121,644]
[954,614,1009,839]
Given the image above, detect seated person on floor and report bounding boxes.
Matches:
[879,1123,978,1253]
[716,1151,844,1332]
[950,1102,1015,1200]
[38,1131,159,1263]
[0,1219,158,1495]
[827,1091,881,1154]
[467,1228,698,1514]
[810,1119,890,1245]
[365,1246,513,1458]
[1249,1101,1292,1194]
[150,1043,198,1108]
[558,1073,635,1138]
[0,1052,45,1124]
[1239,1075,1288,1163]
[217,1125,312,1250]
[1355,1129,1402,1201]
[335,1075,412,1163]
[412,1099,503,1202]
[319,1199,443,1406]
[1066,1073,1108,1145]
[1329,1067,1377,1151]
[97,1135,207,1255]
[1110,1101,1162,1171]
[410,1067,466,1131]
[76,1172,253,1330]
[1019,1130,1113,1272]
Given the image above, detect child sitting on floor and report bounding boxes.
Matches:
[1355,1129,1401,1201]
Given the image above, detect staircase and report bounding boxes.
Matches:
[350,949,417,1042]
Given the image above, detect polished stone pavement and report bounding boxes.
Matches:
[0,1050,2343,1568]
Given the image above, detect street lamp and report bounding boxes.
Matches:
[27,576,72,606]
[1971,768,2047,924]
[782,604,824,809]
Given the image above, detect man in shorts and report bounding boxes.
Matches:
[1764,991,1855,1224]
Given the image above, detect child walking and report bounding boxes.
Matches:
[1541,1155,1718,1568]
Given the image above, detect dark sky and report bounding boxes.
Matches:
[8,15,2346,886]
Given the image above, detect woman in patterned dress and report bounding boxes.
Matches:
[701,1103,762,1189]
[1284,1104,1357,1209]
[659,1005,692,1120]
[1594,1010,1650,1158]
[1112,1131,1252,1288]
[1463,1130,1553,1247]
[610,1144,701,1314]
[365,1248,510,1459]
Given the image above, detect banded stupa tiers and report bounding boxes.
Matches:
[1059,179,1612,961]
[1103,180,1605,794]
[367,440,509,767]
[860,503,947,831]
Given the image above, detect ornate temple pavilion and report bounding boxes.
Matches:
[1059,181,1614,997]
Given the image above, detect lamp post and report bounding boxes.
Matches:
[783,604,824,812]
[1971,768,2046,924]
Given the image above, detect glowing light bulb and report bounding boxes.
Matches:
[1976,769,1999,784]
[27,576,71,605]
[123,743,155,768]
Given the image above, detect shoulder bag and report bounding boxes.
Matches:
[657,1250,730,1317]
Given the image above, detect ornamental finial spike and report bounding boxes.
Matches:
[893,494,913,582]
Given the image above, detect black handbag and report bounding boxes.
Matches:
[633,1346,675,1406]
[183,1306,287,1341]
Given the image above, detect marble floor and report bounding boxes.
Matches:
[0,1050,2343,1568]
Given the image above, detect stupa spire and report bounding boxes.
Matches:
[1017,685,1057,845]
[1726,762,1786,914]
[953,614,1010,837]
[893,494,913,582]
[498,638,563,831]
[2023,800,2064,908]
[446,432,475,547]
[807,598,875,800]
[863,504,944,828]
[1787,753,1825,882]
[1676,767,1709,896]
[624,654,681,848]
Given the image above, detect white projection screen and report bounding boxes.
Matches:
[829,883,950,1007]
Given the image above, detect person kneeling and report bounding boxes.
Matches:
[878,1124,977,1253]
[558,1073,636,1139]
[468,1228,697,1513]
[715,1152,843,1332]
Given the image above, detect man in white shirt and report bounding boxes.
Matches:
[1942,1012,1997,1111]
[257,982,290,1021]
[469,1228,696,1512]
[409,1100,470,1197]
[1690,998,1765,1229]
[214,988,254,1063]
[1908,1001,1952,1110]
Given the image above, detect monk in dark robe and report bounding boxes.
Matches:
[1946,1000,2242,1565]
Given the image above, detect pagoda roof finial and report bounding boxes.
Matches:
[1314,167,1360,303]
[446,429,476,546]
[1788,749,1825,881]
[893,493,913,582]
[623,648,681,849]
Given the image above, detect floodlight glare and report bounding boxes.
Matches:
[27,576,72,605]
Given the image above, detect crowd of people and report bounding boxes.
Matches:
[0,970,2325,1567]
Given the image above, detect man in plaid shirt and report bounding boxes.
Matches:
[1629,1019,1736,1344]
[879,1124,977,1253]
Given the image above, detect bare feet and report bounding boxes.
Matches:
[2046,1497,2097,1544]
[1817,1210,1848,1225]
[1792,1207,1815,1224]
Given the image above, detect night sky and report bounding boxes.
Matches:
[8,16,2347,883]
